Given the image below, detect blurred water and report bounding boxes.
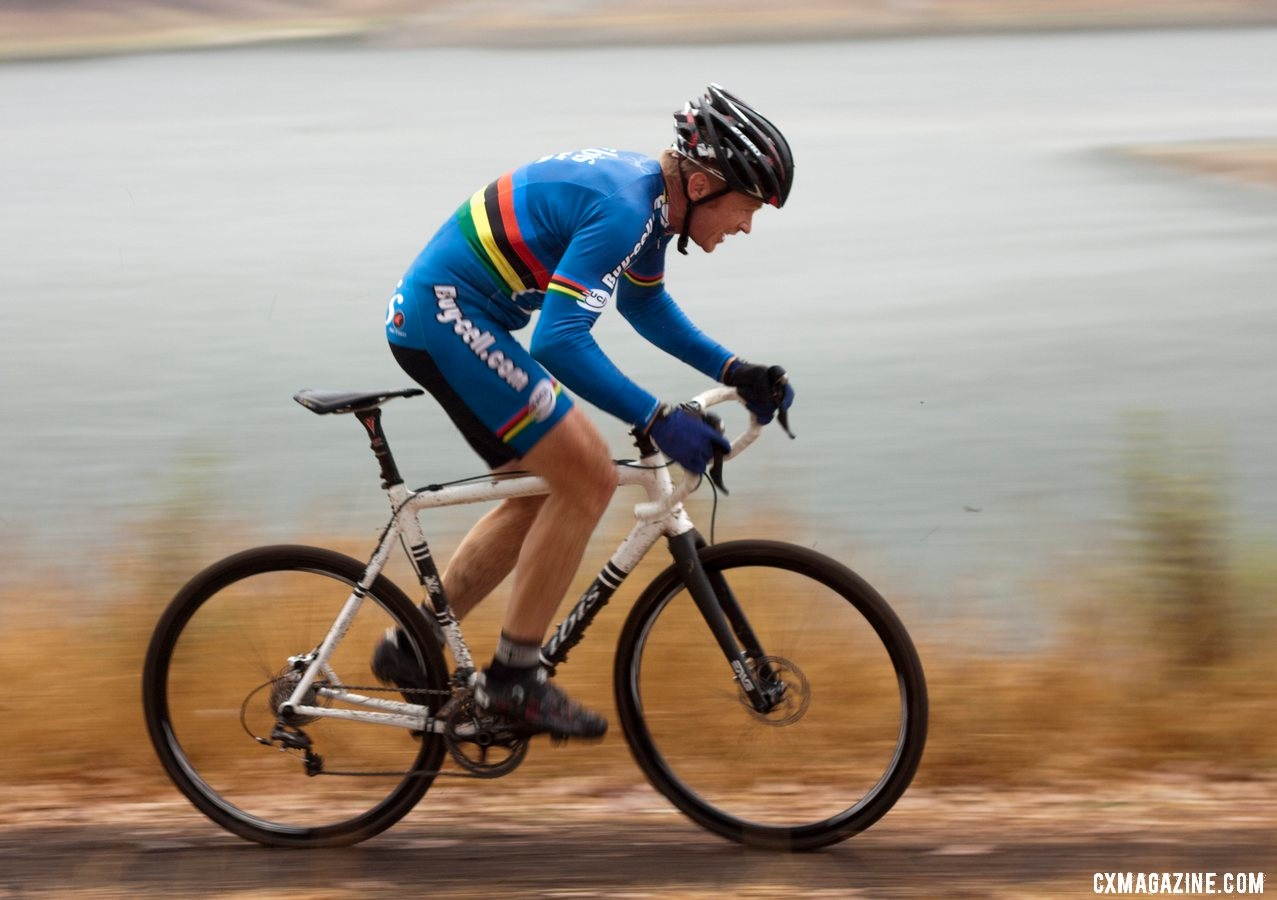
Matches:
[3,29,1276,622]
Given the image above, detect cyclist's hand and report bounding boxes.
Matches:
[647,404,731,475]
[723,359,794,425]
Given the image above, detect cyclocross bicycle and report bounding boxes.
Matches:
[142,385,927,851]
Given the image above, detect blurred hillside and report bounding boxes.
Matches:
[4,0,1277,59]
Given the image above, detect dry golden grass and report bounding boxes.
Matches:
[918,641,1277,787]
[2,505,1274,801]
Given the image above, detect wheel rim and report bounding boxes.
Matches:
[625,554,922,839]
[150,562,442,840]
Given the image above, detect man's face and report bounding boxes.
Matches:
[690,188,764,253]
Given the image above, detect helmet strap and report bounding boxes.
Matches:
[676,164,732,255]
[674,186,735,254]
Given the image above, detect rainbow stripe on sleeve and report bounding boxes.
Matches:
[546,274,590,303]
[623,268,664,289]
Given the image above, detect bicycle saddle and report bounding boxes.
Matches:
[293,388,424,415]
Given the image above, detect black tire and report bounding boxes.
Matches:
[614,540,927,851]
[142,545,448,847]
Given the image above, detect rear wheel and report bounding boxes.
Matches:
[142,545,448,847]
[615,540,927,850]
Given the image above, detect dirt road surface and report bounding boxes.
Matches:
[1,776,1272,898]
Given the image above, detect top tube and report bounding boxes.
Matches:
[297,383,763,522]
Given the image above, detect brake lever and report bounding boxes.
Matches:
[707,444,728,495]
[777,405,795,440]
[766,366,796,440]
[705,411,729,495]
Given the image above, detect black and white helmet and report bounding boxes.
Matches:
[673,83,794,208]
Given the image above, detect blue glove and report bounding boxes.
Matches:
[723,360,794,425]
[647,404,731,475]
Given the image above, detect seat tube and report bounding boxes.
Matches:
[396,504,476,679]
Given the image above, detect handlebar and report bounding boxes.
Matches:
[633,387,765,521]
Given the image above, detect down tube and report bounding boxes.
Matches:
[542,519,665,669]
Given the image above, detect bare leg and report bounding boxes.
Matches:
[498,408,616,643]
[440,408,615,637]
[441,492,544,620]
[449,408,615,738]
[374,411,611,731]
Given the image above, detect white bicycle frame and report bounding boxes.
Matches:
[278,387,761,734]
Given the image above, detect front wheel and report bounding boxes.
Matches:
[142,545,449,847]
[614,540,927,850]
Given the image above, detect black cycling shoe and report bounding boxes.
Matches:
[370,627,430,705]
[474,666,608,740]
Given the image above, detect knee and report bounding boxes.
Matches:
[581,453,618,518]
[554,438,616,523]
[525,410,617,518]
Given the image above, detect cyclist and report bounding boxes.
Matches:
[374,84,796,740]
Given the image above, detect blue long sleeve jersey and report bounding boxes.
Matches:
[392,148,733,428]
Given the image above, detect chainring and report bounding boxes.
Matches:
[443,693,530,778]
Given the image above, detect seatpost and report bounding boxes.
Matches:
[355,407,404,489]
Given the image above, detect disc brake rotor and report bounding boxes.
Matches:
[742,655,811,726]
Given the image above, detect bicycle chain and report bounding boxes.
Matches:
[320,683,452,700]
